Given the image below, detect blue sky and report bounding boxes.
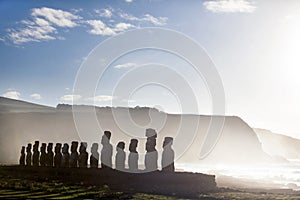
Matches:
[1,0,300,138]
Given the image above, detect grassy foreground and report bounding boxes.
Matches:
[1,169,300,199]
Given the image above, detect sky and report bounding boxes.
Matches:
[1,0,300,138]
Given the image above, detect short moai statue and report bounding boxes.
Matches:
[144,128,158,172]
[78,142,88,168]
[40,143,47,166]
[61,143,70,167]
[115,141,125,171]
[32,141,40,166]
[19,146,25,166]
[70,141,79,168]
[128,139,138,172]
[54,143,62,167]
[46,143,54,167]
[90,143,99,168]
[161,137,175,172]
[26,143,32,166]
[101,131,113,169]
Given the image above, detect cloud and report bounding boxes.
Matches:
[2,91,21,100]
[86,20,116,36]
[125,0,133,2]
[203,0,256,13]
[114,23,134,32]
[119,12,168,26]
[87,95,115,102]
[95,8,113,18]
[7,7,81,44]
[114,62,137,69]
[30,93,41,100]
[60,94,81,101]
[31,7,81,28]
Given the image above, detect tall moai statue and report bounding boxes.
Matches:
[19,146,25,166]
[128,139,138,172]
[61,143,70,168]
[32,141,40,166]
[70,141,79,168]
[90,143,99,168]
[101,131,113,169]
[144,128,158,171]
[161,137,175,172]
[46,143,54,167]
[78,142,88,168]
[54,143,62,167]
[26,143,32,166]
[40,143,47,166]
[115,141,125,171]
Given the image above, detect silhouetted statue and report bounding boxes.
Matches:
[128,139,138,172]
[90,143,99,168]
[19,146,25,166]
[115,141,125,171]
[70,141,79,168]
[61,143,70,168]
[46,143,54,167]
[101,131,113,169]
[26,143,32,166]
[162,137,175,172]
[78,142,88,168]
[32,141,40,166]
[54,143,62,167]
[145,128,158,171]
[40,143,47,166]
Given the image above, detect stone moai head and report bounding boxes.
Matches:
[55,143,62,153]
[129,139,138,152]
[145,128,157,138]
[101,131,111,145]
[117,141,125,151]
[47,143,53,152]
[21,146,25,154]
[79,142,87,153]
[26,143,32,153]
[41,143,46,153]
[33,141,39,152]
[163,137,173,148]
[91,143,98,153]
[71,141,78,153]
[62,143,69,154]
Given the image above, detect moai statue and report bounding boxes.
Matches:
[161,137,175,172]
[54,143,62,167]
[46,143,54,167]
[19,146,25,166]
[128,139,138,172]
[70,141,79,168]
[32,141,40,167]
[101,131,113,169]
[115,141,125,171]
[61,143,70,168]
[25,143,32,166]
[90,143,99,168]
[78,142,88,168]
[144,128,158,172]
[40,143,47,166]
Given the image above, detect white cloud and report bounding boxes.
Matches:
[87,95,115,102]
[203,0,256,13]
[114,62,137,69]
[30,93,41,100]
[95,8,113,18]
[119,12,167,26]
[114,23,134,32]
[32,7,81,28]
[125,0,133,2]
[86,20,116,36]
[7,7,81,44]
[60,94,82,101]
[2,91,20,100]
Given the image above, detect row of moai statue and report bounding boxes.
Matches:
[20,129,175,172]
